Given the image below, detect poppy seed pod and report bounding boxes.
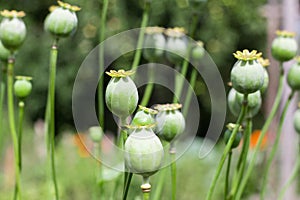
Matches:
[155,103,185,142]
[191,41,205,62]
[227,87,240,117]
[235,90,262,118]
[224,123,243,149]
[0,41,10,62]
[287,58,300,91]
[231,50,265,94]
[0,10,26,51]
[143,27,166,62]
[271,30,298,62]
[257,57,270,94]
[125,126,164,177]
[293,108,300,134]
[105,70,139,121]
[165,27,187,65]
[14,76,32,98]
[89,126,103,143]
[44,1,80,38]
[132,105,157,127]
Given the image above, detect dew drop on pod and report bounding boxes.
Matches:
[105,70,139,122]
[14,76,32,99]
[154,103,185,142]
[271,30,298,62]
[287,57,300,91]
[191,40,205,62]
[143,27,166,62]
[293,106,300,134]
[257,57,270,94]
[89,126,104,143]
[165,27,188,65]
[44,1,80,38]
[124,125,164,177]
[223,123,243,149]
[132,105,157,127]
[0,10,26,52]
[230,49,265,94]
[0,41,10,62]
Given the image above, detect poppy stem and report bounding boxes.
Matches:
[260,91,295,199]
[236,62,285,199]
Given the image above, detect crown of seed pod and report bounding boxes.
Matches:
[287,57,300,91]
[271,30,298,62]
[0,40,10,62]
[224,123,243,149]
[257,57,270,94]
[14,76,32,99]
[154,103,185,142]
[44,1,80,38]
[105,69,138,122]
[230,50,265,94]
[124,124,164,177]
[143,27,166,62]
[0,10,26,51]
[165,27,188,65]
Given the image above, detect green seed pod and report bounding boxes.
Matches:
[125,126,164,177]
[191,41,205,62]
[235,90,262,118]
[271,30,298,62]
[14,76,32,98]
[231,50,265,94]
[224,123,243,149]
[165,27,187,65]
[155,103,185,142]
[44,1,80,38]
[257,57,270,94]
[287,58,300,91]
[105,70,139,120]
[0,40,10,62]
[143,27,166,62]
[0,10,26,51]
[293,108,300,134]
[227,88,240,117]
[132,105,157,127]
[89,126,103,143]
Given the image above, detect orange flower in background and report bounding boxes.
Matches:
[73,133,90,157]
[250,130,268,150]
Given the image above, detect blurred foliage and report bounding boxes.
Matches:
[0,0,267,135]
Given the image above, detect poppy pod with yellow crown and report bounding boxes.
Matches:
[271,30,298,62]
[44,1,80,38]
[143,27,166,62]
[105,70,138,121]
[287,57,300,91]
[230,50,265,94]
[0,10,26,51]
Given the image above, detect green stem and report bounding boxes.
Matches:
[224,151,232,200]
[152,167,167,200]
[0,62,6,152]
[140,64,154,106]
[183,68,197,117]
[260,91,295,200]
[17,101,25,171]
[229,118,252,199]
[92,142,102,199]
[205,94,248,200]
[7,56,21,200]
[278,138,300,200]
[98,0,109,129]
[170,145,177,200]
[131,1,151,74]
[123,173,133,200]
[143,192,150,200]
[172,14,198,103]
[236,63,285,199]
[47,39,59,200]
